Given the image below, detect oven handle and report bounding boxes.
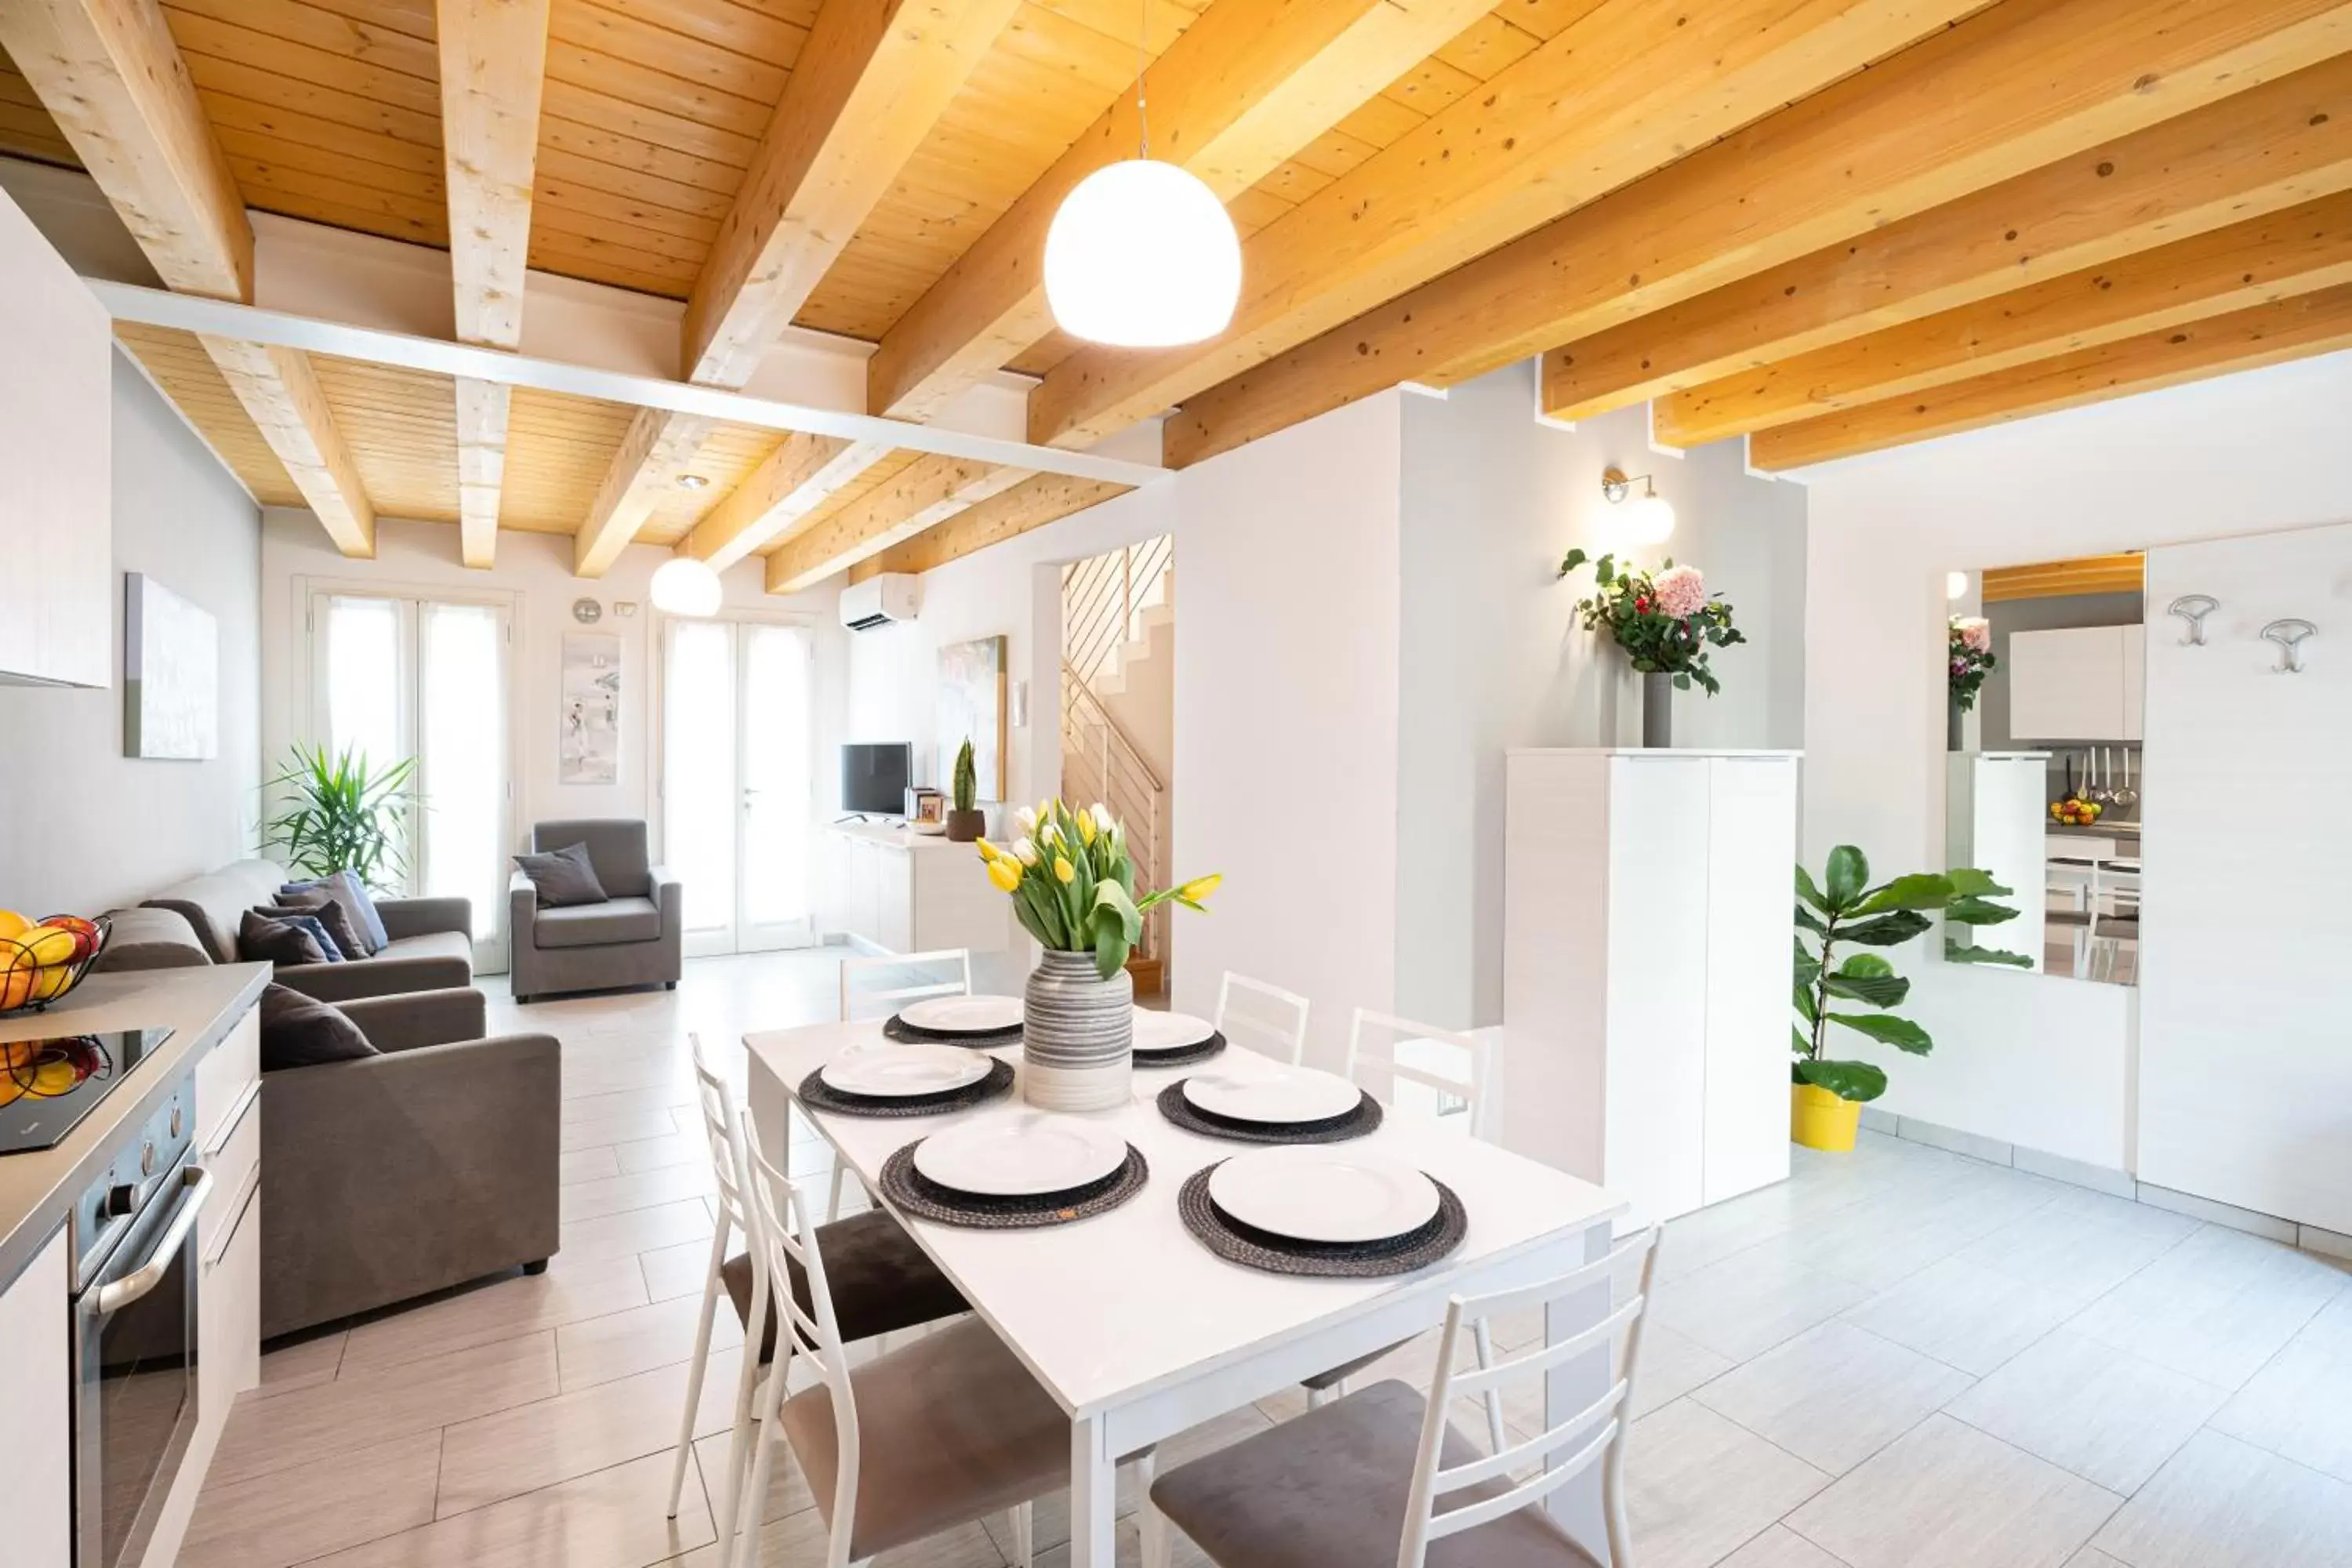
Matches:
[93,1164,212,1315]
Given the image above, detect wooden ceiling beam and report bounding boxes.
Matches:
[764,456,1029,593]
[437,0,551,570]
[848,473,1135,581]
[2,0,375,554]
[1560,56,2352,433]
[1029,0,1990,451]
[1748,282,2352,469]
[684,430,862,568]
[865,0,1499,426]
[1166,0,2352,470]
[1983,555,2147,602]
[575,0,1017,578]
[1663,191,2352,448]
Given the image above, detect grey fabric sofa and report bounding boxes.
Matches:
[509,818,682,1003]
[139,858,474,1002]
[263,987,561,1338]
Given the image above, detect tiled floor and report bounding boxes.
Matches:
[183,951,2352,1568]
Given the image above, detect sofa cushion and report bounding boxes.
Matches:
[239,909,328,967]
[281,869,390,954]
[532,819,651,898]
[514,843,608,908]
[253,908,346,960]
[258,983,379,1070]
[382,929,474,966]
[144,859,290,964]
[532,895,661,949]
[270,892,370,961]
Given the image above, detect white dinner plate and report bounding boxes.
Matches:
[1208,1147,1442,1244]
[898,995,1025,1034]
[1183,1065,1361,1125]
[1131,1010,1216,1051]
[913,1115,1128,1196]
[818,1043,993,1098]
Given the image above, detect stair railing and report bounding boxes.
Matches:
[1061,661,1166,961]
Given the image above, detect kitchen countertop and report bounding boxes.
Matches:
[0,964,269,1289]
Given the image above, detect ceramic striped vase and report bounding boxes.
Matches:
[1021,949,1134,1111]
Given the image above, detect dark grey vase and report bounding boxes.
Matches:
[1948,701,1965,752]
[1642,672,1674,748]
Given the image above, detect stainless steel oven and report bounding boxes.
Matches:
[71,1073,209,1568]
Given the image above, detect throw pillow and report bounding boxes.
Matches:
[271,892,370,963]
[237,909,328,967]
[514,842,609,907]
[258,983,379,1071]
[248,907,345,961]
[278,869,387,956]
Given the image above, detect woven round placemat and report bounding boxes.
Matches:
[797,1057,1015,1118]
[878,1139,1148,1229]
[1156,1080,1383,1144]
[883,1014,1022,1048]
[1178,1162,1467,1277]
[1131,1030,1228,1069]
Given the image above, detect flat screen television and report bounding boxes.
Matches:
[840,742,913,816]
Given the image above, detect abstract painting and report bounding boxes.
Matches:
[937,634,1007,801]
[560,631,622,785]
[123,572,218,760]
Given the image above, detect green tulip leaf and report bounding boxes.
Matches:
[1828,1012,1934,1054]
[1092,880,1144,943]
[1796,1058,1888,1102]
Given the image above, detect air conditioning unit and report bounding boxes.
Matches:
[839,573,919,632]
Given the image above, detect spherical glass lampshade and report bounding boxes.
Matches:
[1624,492,1676,545]
[649,556,722,617]
[1946,570,1971,601]
[1045,158,1241,347]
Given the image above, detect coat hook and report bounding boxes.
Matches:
[2168,594,2220,646]
[2261,618,2316,674]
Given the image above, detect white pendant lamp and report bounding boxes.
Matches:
[1044,6,1240,347]
[649,556,722,617]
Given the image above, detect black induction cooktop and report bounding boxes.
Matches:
[0,1029,174,1154]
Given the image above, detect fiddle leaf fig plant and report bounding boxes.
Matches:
[1792,848,2026,1102]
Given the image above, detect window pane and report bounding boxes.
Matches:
[420,604,505,941]
[742,625,811,925]
[325,596,402,774]
[664,619,736,935]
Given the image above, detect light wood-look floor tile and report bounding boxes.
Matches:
[2065,1225,2349,1389]
[1789,1414,2122,1568]
[1844,1257,2088,1377]
[1947,1330,2230,1495]
[252,1329,345,1397]
[1718,1524,1849,1568]
[560,1145,622,1185]
[560,1161,720,1223]
[1628,1322,1736,1418]
[692,1424,815,1530]
[1624,1399,1831,1568]
[561,1106,680,1151]
[616,1128,706,1174]
[1692,1320,1975,1475]
[669,1512,1008,1568]
[1955,1202,2194,1305]
[558,1196,716,1261]
[180,1431,441,1568]
[338,1250,650,1377]
[2209,1290,2352,1486]
[556,1291,742,1392]
[1651,1243,1878,1363]
[641,1236,721,1303]
[2092,1429,2352,1568]
[304,1450,715,1568]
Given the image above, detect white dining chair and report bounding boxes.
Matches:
[1152,1227,1661,1568]
[829,948,972,1217]
[1214,971,1311,1064]
[731,1120,1059,1568]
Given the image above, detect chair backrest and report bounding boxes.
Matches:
[685,1033,751,1237]
[1396,1227,1659,1568]
[1215,971,1311,1064]
[1345,1009,1494,1141]
[742,1116,862,1562]
[838,948,972,1022]
[533,818,652,896]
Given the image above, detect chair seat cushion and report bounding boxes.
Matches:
[532,895,661,949]
[1152,1379,1601,1568]
[720,1209,967,1359]
[782,1316,1070,1560]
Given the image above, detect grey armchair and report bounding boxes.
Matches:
[509,818,682,1003]
[263,987,560,1338]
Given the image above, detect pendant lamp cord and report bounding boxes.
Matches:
[1135,0,1150,159]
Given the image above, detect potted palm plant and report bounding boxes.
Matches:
[1791,845,2025,1150]
[978,800,1218,1110]
[261,743,416,887]
[945,738,985,842]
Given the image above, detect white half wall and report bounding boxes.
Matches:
[1799,348,2352,1173]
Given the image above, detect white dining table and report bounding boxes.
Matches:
[743,1020,1624,1568]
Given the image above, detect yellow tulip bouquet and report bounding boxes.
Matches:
[978,798,1220,979]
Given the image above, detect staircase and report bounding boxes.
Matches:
[1062,536,1173,994]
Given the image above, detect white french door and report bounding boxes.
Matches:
[662,616,817,956]
[308,590,514,971]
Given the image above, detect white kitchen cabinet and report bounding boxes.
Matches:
[1501,750,1801,1225]
[0,1225,72,1568]
[825,824,1007,956]
[0,187,111,688]
[2009,625,2140,740]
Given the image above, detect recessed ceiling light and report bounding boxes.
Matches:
[676,474,710,491]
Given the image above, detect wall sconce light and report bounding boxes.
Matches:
[1946,571,1970,601]
[1601,466,1675,543]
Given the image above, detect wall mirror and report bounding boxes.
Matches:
[1944,554,2143,986]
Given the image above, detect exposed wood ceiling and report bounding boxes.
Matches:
[7,0,2352,589]
[1982,554,2147,602]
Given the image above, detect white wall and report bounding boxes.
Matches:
[1800,348,2352,1172]
[1395,365,1808,1027]
[0,352,262,915]
[259,516,846,889]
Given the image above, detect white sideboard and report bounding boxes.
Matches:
[1946,752,2049,972]
[821,823,1010,956]
[2008,625,2144,740]
[1501,749,1799,1226]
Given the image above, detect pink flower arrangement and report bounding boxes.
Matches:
[1653,564,1708,619]
[1948,615,1997,712]
[1954,616,1991,655]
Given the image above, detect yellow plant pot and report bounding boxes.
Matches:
[1790,1083,1864,1152]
